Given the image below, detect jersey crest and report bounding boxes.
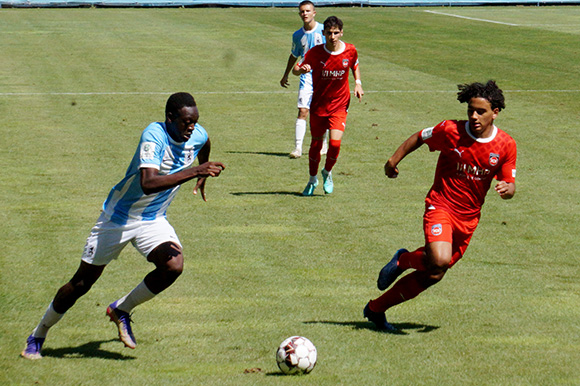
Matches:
[489,152,500,166]
[141,142,156,160]
[431,224,443,236]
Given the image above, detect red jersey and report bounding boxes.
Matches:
[421,120,517,218]
[301,42,359,116]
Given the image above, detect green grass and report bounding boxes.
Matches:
[1,6,579,385]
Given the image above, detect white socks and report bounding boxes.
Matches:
[114,281,156,314]
[32,302,64,338]
[29,282,156,339]
[295,119,307,149]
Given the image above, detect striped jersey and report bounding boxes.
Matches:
[291,22,325,88]
[102,121,208,225]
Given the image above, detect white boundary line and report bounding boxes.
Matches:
[1,90,579,97]
[424,10,520,26]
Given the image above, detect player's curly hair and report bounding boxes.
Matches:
[323,16,343,31]
[165,92,197,118]
[457,80,505,111]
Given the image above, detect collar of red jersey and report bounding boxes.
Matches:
[464,121,498,143]
[324,41,346,55]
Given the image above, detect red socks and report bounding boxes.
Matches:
[369,271,429,313]
[324,138,341,172]
[308,139,323,176]
[309,138,342,176]
[369,247,429,313]
[398,247,426,271]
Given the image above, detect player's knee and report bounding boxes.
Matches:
[329,138,341,149]
[70,278,95,297]
[309,139,324,152]
[424,247,452,273]
[166,255,184,277]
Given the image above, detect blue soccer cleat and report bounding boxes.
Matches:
[302,181,318,196]
[321,169,333,194]
[106,302,137,349]
[21,335,45,360]
[377,248,408,291]
[363,302,399,332]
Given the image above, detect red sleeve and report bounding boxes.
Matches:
[421,120,451,152]
[351,46,359,71]
[495,136,517,183]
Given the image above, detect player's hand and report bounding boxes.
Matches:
[299,64,311,74]
[355,84,364,102]
[193,178,208,201]
[494,181,515,199]
[192,162,225,202]
[280,76,290,88]
[384,160,399,178]
[196,162,225,177]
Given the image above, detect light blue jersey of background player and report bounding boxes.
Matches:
[291,21,324,92]
[279,1,327,159]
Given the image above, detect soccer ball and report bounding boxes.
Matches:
[276,336,317,375]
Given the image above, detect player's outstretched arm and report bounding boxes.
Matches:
[495,181,516,199]
[281,54,298,88]
[384,131,423,178]
[140,158,225,196]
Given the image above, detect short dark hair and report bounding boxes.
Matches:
[323,16,343,31]
[457,80,505,111]
[165,92,196,118]
[299,0,314,7]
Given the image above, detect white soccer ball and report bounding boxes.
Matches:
[276,336,317,375]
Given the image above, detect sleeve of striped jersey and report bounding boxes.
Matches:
[291,31,302,58]
[138,124,165,170]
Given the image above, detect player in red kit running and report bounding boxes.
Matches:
[292,16,364,196]
[364,81,517,332]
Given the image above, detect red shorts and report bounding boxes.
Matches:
[423,207,479,268]
[309,111,348,138]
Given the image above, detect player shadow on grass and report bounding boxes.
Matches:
[231,191,305,197]
[41,339,136,360]
[226,150,289,158]
[304,320,439,335]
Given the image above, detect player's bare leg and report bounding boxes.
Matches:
[22,262,105,359]
[107,242,183,349]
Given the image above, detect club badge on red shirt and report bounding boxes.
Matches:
[489,153,500,166]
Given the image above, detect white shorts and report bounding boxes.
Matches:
[81,212,182,266]
[297,74,313,109]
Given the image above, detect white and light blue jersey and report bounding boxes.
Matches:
[103,121,208,225]
[291,22,325,89]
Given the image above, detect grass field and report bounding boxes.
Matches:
[1,5,579,385]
